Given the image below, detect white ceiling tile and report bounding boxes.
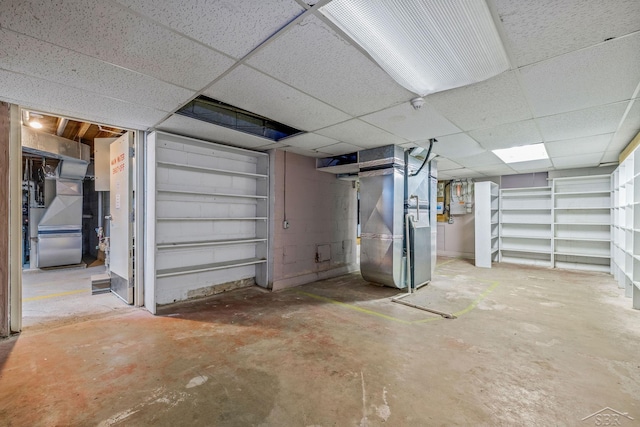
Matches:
[537,102,629,142]
[431,134,486,159]
[472,165,517,176]
[519,33,640,117]
[607,129,638,154]
[551,153,603,169]
[247,15,413,116]
[492,0,640,66]
[469,120,542,150]
[253,142,290,150]
[432,158,463,171]
[315,119,406,148]
[454,152,504,168]
[156,114,272,149]
[315,142,363,156]
[0,28,195,112]
[608,99,640,152]
[0,0,235,90]
[509,158,553,172]
[601,151,621,164]
[204,65,350,132]
[444,169,486,179]
[437,172,454,180]
[426,71,532,131]
[281,133,340,150]
[399,142,419,149]
[618,98,640,134]
[438,169,486,180]
[114,0,304,58]
[0,69,166,130]
[360,100,461,141]
[282,146,332,158]
[544,133,613,158]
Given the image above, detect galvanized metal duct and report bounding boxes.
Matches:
[21,125,90,163]
[358,145,437,289]
[21,126,90,268]
[36,162,86,268]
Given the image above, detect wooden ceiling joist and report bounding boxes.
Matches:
[77,122,91,139]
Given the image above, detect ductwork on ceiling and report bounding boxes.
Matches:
[22,125,90,162]
[21,126,90,268]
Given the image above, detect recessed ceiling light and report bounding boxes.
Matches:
[320,0,510,95]
[493,143,549,164]
[29,120,43,129]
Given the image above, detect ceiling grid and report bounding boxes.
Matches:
[0,0,638,175]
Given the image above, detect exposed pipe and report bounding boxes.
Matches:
[408,138,436,177]
[98,191,103,229]
[56,118,68,136]
[393,298,456,319]
[410,194,419,221]
[406,213,413,294]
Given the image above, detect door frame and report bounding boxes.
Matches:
[9,105,22,333]
[3,104,22,336]
[134,130,145,307]
[108,132,135,303]
[5,107,145,336]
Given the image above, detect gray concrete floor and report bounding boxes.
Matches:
[22,264,130,331]
[2,257,639,426]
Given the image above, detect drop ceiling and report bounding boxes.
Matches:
[1,0,639,178]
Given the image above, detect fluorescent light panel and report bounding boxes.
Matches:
[320,0,510,96]
[493,143,549,163]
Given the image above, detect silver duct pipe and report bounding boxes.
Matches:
[22,125,90,162]
[22,127,90,268]
[98,191,103,229]
[56,118,68,136]
[36,160,87,268]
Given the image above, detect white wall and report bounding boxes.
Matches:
[270,150,358,290]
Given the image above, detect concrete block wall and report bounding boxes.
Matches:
[271,150,358,290]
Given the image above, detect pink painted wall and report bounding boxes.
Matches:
[437,215,475,259]
[270,150,358,290]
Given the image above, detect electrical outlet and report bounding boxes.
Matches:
[283,220,289,229]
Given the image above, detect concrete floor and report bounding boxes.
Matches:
[21,265,129,331]
[1,257,639,426]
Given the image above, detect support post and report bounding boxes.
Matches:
[0,103,9,337]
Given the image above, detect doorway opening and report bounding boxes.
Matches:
[20,109,137,330]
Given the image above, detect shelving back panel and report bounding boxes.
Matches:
[147,132,269,306]
[498,187,552,267]
[552,175,611,274]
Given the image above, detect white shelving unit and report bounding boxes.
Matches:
[552,175,611,273]
[474,181,499,268]
[499,187,553,267]
[611,150,640,309]
[145,131,269,311]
